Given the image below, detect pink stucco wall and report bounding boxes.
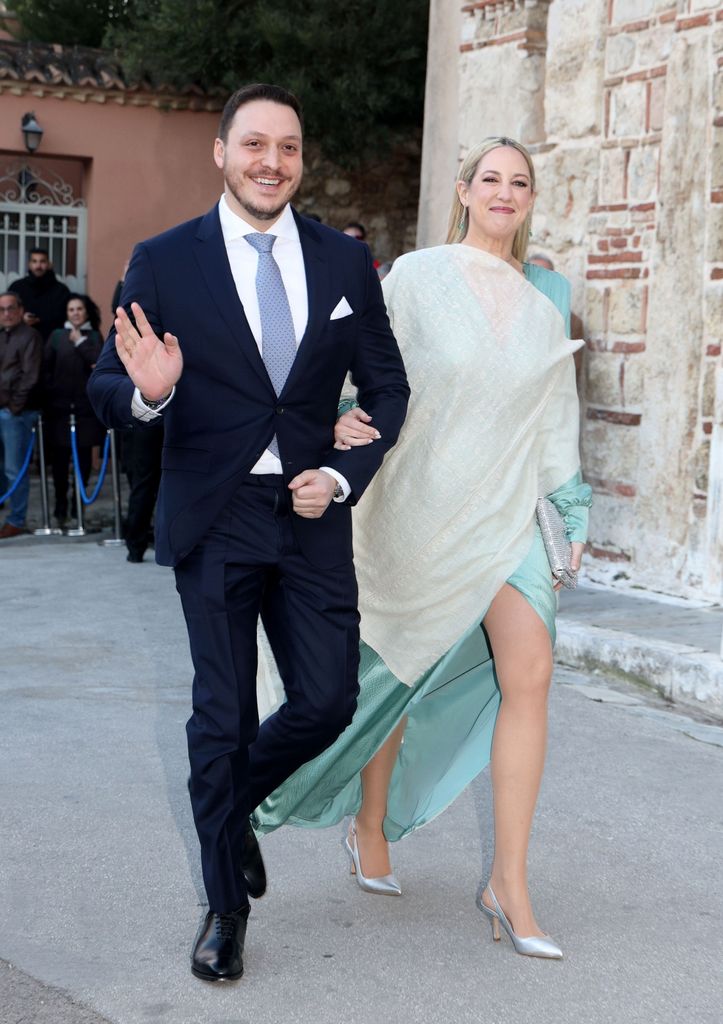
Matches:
[0,92,222,323]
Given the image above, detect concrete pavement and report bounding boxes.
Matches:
[558,579,723,717]
[1,535,722,1024]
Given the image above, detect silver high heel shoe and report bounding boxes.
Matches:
[477,885,563,959]
[343,818,402,896]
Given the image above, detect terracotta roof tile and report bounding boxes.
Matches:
[0,39,224,107]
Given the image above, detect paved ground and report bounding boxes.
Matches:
[20,445,123,537]
[560,584,723,654]
[2,536,722,1024]
[557,580,723,716]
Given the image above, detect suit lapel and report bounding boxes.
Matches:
[192,206,274,393]
[279,210,331,398]
[191,206,331,399]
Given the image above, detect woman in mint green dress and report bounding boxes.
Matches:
[254,137,591,959]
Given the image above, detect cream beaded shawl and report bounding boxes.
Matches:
[352,244,583,685]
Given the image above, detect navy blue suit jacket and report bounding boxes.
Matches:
[88,206,410,568]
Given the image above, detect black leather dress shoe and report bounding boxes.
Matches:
[242,818,267,899]
[191,905,249,982]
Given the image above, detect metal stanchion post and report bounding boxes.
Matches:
[33,414,62,536]
[65,413,86,537]
[101,428,125,548]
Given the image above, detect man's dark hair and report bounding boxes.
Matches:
[28,247,49,259]
[0,291,23,306]
[343,221,367,240]
[219,83,304,143]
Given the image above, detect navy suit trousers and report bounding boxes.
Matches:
[175,475,360,912]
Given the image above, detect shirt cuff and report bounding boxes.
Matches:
[131,386,175,422]
[319,466,351,502]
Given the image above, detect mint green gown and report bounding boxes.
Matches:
[253,264,592,841]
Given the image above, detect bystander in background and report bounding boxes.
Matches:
[123,420,163,563]
[9,249,71,342]
[0,292,41,537]
[342,221,380,271]
[43,295,105,527]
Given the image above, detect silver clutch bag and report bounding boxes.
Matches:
[535,496,578,590]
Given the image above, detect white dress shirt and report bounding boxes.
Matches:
[132,194,349,497]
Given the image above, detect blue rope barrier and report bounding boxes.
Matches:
[0,426,36,504]
[70,425,111,505]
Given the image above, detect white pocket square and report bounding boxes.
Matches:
[330,297,353,320]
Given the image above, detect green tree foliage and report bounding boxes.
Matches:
[106,0,428,161]
[6,0,131,49]
[9,0,428,163]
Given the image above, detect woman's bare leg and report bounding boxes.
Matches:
[482,583,554,937]
[352,717,407,877]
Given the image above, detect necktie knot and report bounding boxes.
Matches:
[246,232,277,255]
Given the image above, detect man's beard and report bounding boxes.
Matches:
[226,168,300,223]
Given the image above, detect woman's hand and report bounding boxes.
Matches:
[552,541,584,591]
[334,407,381,450]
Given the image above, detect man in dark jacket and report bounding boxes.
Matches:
[9,249,70,342]
[88,83,409,981]
[0,292,42,537]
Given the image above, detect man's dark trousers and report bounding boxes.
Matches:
[176,474,359,913]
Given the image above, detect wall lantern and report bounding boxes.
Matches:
[21,112,43,154]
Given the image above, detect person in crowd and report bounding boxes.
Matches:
[88,83,409,983]
[0,292,42,538]
[342,221,367,241]
[110,260,130,317]
[123,419,163,563]
[10,249,71,342]
[43,295,104,527]
[255,137,592,961]
[343,221,381,270]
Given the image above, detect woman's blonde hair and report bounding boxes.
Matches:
[446,136,536,263]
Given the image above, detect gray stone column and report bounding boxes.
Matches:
[706,366,723,603]
[416,0,463,248]
[633,34,709,588]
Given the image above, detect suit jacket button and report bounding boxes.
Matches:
[276,406,284,414]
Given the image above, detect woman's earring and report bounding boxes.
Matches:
[459,208,467,231]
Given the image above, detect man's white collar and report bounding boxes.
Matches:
[218,194,298,242]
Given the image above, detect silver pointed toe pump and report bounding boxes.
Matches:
[343,818,402,897]
[477,885,563,959]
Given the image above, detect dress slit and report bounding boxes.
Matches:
[253,528,555,842]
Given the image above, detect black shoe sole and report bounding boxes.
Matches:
[191,965,243,982]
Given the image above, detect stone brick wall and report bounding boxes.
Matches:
[296,139,422,264]
[419,0,723,600]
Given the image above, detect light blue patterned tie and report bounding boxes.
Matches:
[245,232,297,457]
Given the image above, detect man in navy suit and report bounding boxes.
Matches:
[88,83,409,982]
